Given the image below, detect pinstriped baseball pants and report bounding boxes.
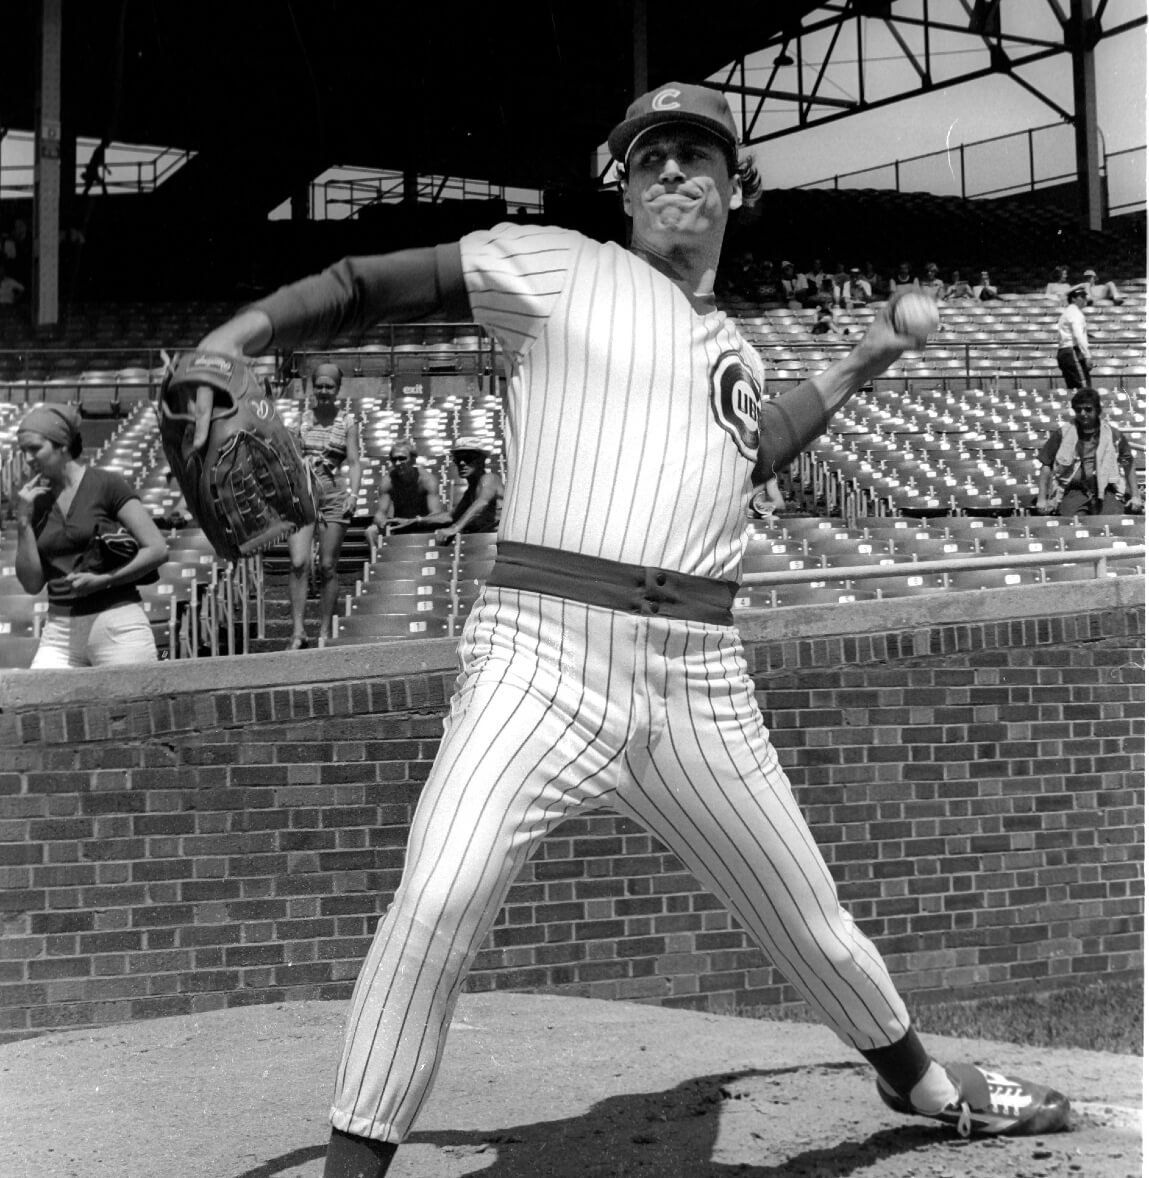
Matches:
[331,586,911,1143]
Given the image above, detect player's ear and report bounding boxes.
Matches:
[728,173,743,212]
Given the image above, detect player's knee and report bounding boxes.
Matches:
[289,559,310,577]
[318,560,338,582]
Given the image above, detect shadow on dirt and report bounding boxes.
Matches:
[233,1065,954,1178]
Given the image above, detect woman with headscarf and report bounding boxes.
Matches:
[287,362,362,649]
[14,403,168,668]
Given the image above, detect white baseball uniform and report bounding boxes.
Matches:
[253,223,913,1145]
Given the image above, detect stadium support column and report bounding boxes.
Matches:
[1068,0,1103,231]
[34,0,62,331]
[632,0,648,95]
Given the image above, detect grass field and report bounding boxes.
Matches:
[740,978,1144,1056]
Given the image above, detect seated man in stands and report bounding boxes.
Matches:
[364,439,446,552]
[421,436,504,544]
[778,259,810,309]
[1080,267,1124,306]
[841,266,873,308]
[887,261,919,297]
[717,250,760,300]
[756,258,782,304]
[943,270,974,302]
[1044,265,1071,300]
[972,270,999,301]
[1035,387,1141,516]
[919,262,945,302]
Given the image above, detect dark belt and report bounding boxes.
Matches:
[485,541,737,626]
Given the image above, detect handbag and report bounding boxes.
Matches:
[77,527,160,585]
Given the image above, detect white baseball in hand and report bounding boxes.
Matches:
[891,292,940,346]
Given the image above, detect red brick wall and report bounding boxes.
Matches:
[0,600,1143,1039]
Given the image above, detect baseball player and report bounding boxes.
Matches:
[197,83,1070,1178]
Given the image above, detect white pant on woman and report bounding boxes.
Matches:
[31,602,158,668]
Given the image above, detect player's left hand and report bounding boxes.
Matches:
[434,527,458,546]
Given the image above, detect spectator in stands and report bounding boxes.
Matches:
[1055,285,1092,390]
[1044,265,1071,300]
[778,259,810,309]
[810,282,848,336]
[3,219,31,285]
[422,436,504,544]
[756,258,782,303]
[1036,387,1140,516]
[286,362,362,650]
[943,270,974,302]
[919,262,945,301]
[723,249,767,301]
[804,258,829,293]
[0,262,24,306]
[888,261,919,297]
[972,270,999,301]
[841,266,872,308]
[82,139,110,197]
[364,439,446,553]
[1080,267,1124,306]
[13,404,167,668]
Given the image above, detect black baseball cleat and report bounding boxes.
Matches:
[877,1063,1071,1137]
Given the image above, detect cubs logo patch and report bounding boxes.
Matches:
[709,350,761,460]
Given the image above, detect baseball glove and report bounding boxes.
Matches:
[156,351,316,561]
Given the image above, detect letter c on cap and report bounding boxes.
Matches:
[652,88,682,110]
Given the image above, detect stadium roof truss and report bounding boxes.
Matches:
[697,0,1146,147]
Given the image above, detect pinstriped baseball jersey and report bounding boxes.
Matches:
[459,223,764,581]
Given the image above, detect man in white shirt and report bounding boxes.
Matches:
[841,267,872,308]
[1055,285,1092,389]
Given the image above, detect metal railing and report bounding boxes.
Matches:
[741,544,1145,592]
[1,147,196,200]
[796,122,1146,214]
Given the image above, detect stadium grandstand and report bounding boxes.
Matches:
[0,2,1143,1047]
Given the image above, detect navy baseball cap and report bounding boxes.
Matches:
[608,82,738,164]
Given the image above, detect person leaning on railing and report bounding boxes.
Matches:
[363,439,445,554]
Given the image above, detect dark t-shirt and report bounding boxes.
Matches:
[32,466,145,614]
[390,470,435,519]
[452,477,500,534]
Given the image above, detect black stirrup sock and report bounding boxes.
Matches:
[323,1128,398,1178]
[860,1025,933,1097]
